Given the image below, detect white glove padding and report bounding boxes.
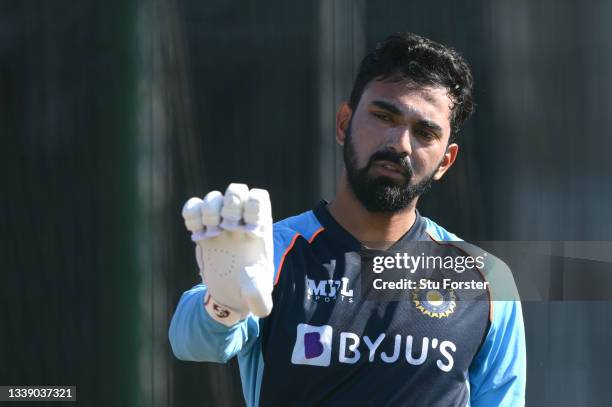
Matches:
[182,184,274,326]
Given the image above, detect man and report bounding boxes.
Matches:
[170,32,526,406]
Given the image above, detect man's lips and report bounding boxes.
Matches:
[372,160,406,176]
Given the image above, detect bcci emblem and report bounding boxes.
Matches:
[412,281,456,318]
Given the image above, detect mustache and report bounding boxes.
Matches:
[367,150,413,177]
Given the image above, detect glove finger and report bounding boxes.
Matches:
[201,190,224,228]
[182,197,204,233]
[220,183,249,230]
[244,188,272,231]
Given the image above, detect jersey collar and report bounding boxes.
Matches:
[312,200,427,251]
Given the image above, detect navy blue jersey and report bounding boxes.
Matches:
[170,202,526,406]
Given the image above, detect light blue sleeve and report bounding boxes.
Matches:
[168,284,261,363]
[169,212,323,407]
[468,300,526,407]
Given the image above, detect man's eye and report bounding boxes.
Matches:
[416,129,435,139]
[373,112,392,122]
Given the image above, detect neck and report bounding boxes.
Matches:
[327,172,418,246]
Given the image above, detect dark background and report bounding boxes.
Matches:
[2,0,612,406]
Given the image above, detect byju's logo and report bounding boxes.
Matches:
[291,324,457,372]
[291,323,333,366]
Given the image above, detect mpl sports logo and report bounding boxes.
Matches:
[306,257,355,303]
[306,277,354,303]
[291,323,456,372]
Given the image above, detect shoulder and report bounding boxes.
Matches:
[421,216,519,302]
[421,215,462,242]
[273,209,324,246]
[271,210,325,279]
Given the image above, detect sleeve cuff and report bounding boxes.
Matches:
[203,292,247,327]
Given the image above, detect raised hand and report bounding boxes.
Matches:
[182,183,274,325]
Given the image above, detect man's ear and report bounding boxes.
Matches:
[433,143,459,180]
[336,102,352,146]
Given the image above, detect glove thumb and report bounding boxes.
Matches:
[240,263,274,317]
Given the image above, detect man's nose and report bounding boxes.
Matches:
[386,127,413,155]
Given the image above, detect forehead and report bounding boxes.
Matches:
[358,80,452,129]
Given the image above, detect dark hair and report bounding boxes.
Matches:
[349,32,475,140]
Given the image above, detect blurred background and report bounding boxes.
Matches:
[2,0,612,406]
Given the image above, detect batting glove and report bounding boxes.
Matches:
[182,183,274,326]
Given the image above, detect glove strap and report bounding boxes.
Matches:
[204,292,245,327]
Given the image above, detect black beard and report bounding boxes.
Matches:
[343,127,436,213]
